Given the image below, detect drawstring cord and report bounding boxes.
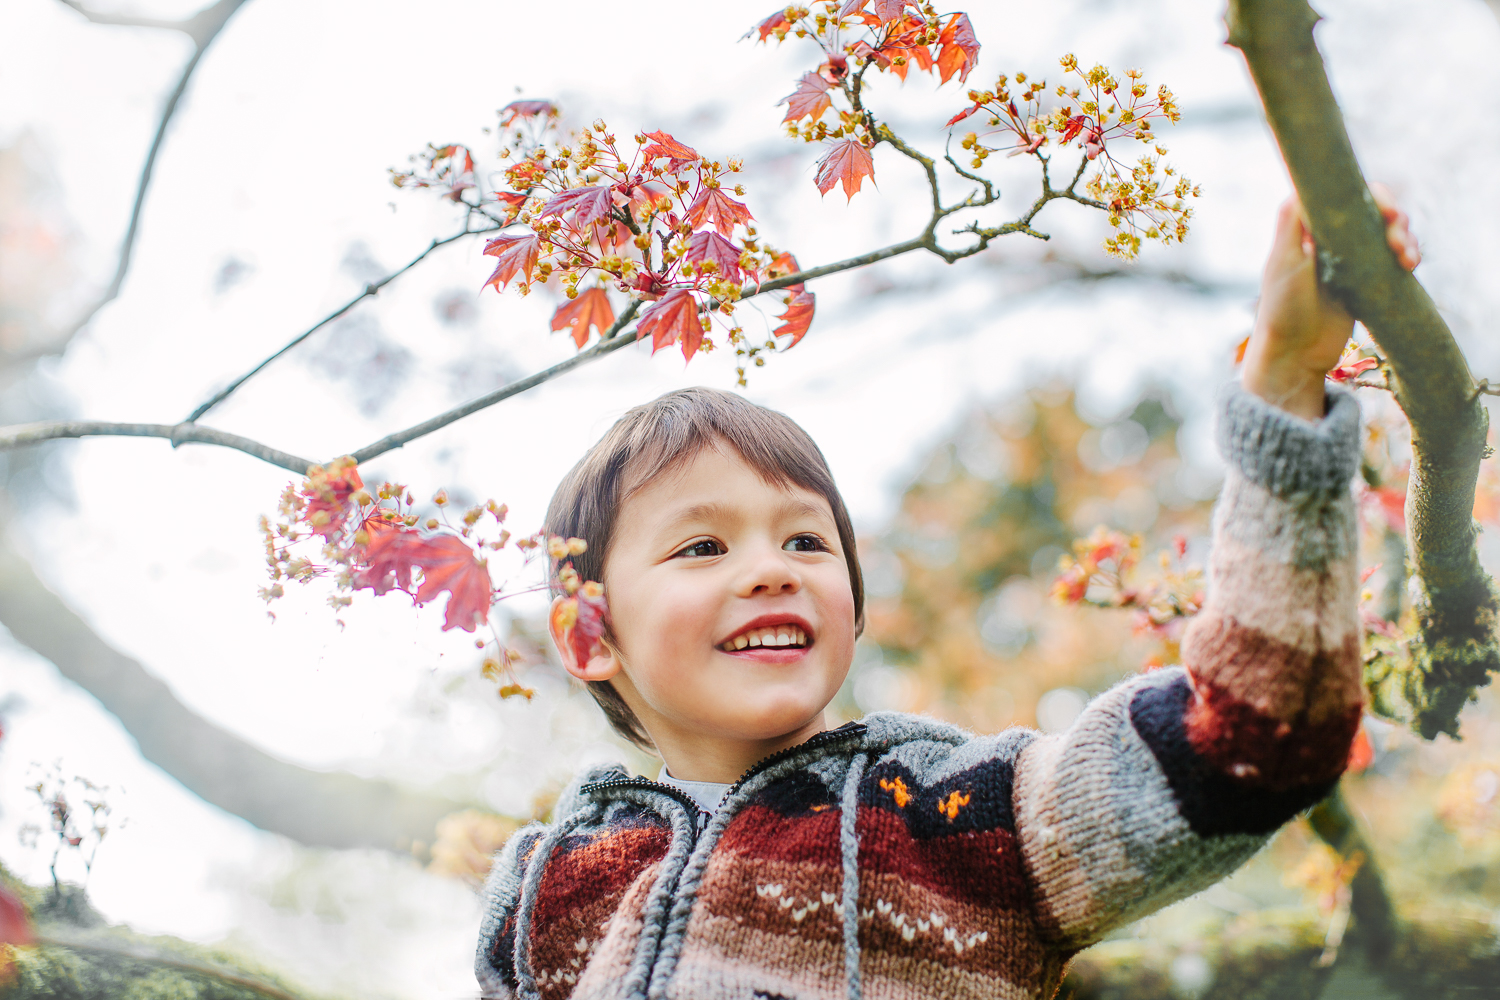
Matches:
[840,752,869,1000]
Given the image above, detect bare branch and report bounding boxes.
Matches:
[1228,0,1499,737]
[0,420,314,474]
[56,0,250,341]
[350,299,643,464]
[187,224,499,422]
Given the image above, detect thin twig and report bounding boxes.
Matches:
[186,224,498,421]
[2,125,1108,473]
[0,421,314,474]
[56,0,250,340]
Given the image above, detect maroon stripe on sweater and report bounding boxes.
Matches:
[719,803,843,867]
[530,824,671,930]
[856,806,1034,911]
[1185,674,1361,791]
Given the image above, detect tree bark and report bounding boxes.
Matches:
[1226,0,1499,738]
[0,533,468,850]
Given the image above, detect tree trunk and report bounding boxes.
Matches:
[1226,0,1500,738]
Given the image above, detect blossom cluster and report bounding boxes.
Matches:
[258,456,605,699]
[393,103,813,386]
[950,55,1198,258]
[1051,527,1204,666]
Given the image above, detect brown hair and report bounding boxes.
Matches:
[544,387,865,751]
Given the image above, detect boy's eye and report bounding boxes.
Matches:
[783,534,826,553]
[676,538,726,559]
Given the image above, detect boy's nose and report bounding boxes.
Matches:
[741,547,802,596]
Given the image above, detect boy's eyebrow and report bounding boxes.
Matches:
[657,496,833,535]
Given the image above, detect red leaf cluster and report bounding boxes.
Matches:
[300,458,364,540]
[552,580,608,666]
[352,515,493,631]
[482,234,540,292]
[551,288,616,348]
[814,139,876,200]
[636,289,704,360]
[0,884,34,950]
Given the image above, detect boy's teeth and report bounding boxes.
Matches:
[721,625,810,651]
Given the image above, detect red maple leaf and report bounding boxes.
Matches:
[409,534,493,632]
[1345,722,1374,774]
[351,516,420,596]
[551,288,616,348]
[482,234,541,292]
[767,251,805,292]
[686,187,753,234]
[538,186,616,229]
[551,585,608,665]
[814,139,876,200]
[641,131,699,169]
[935,13,979,84]
[636,289,705,360]
[779,72,834,123]
[351,518,492,631]
[685,230,745,284]
[1061,115,1089,143]
[774,290,816,346]
[746,10,790,41]
[499,100,557,125]
[849,40,890,68]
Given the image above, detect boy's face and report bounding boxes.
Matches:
[586,444,857,754]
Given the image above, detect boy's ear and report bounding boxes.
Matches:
[548,595,622,682]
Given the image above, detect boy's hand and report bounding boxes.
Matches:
[1242,184,1420,420]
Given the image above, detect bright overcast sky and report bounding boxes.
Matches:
[1,0,1498,995]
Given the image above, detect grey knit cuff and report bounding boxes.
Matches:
[1216,381,1361,497]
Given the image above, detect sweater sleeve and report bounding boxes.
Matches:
[1012,382,1364,950]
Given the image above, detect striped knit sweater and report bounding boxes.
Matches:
[476,383,1364,1000]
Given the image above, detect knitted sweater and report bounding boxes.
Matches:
[476,384,1364,1000]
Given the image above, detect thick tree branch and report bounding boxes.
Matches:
[55,0,250,340]
[1228,0,1499,737]
[0,535,470,850]
[187,224,498,422]
[0,420,314,474]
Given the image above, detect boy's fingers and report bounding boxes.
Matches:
[1370,181,1421,271]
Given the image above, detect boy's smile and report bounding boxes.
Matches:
[554,439,858,782]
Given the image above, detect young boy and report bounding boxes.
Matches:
[476,195,1421,1000]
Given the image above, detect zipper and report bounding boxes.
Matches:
[578,775,706,825]
[724,720,868,799]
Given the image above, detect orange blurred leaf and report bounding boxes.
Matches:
[1346,722,1374,774]
[551,288,616,348]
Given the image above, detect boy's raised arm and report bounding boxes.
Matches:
[1009,192,1417,949]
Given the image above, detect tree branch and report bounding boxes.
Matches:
[0,420,314,474]
[186,224,498,422]
[56,0,250,340]
[0,534,470,850]
[0,144,1108,475]
[1228,0,1499,738]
